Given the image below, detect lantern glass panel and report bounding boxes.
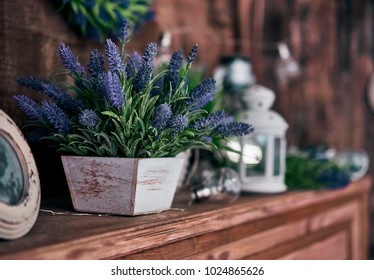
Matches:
[245,135,268,177]
[273,137,281,176]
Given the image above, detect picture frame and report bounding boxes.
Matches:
[0,110,40,240]
[365,71,374,114]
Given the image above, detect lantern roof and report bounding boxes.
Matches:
[240,84,288,132]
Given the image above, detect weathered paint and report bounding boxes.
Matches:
[0,110,40,240]
[61,156,184,216]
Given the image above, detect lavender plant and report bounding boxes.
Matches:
[14,20,254,158]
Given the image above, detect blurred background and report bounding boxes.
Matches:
[1,0,374,256]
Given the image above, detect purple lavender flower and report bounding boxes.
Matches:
[140,42,158,68]
[87,49,107,98]
[13,95,45,121]
[166,50,183,93]
[17,76,49,92]
[187,78,216,109]
[168,50,184,73]
[191,110,229,130]
[152,103,172,129]
[133,66,152,93]
[125,51,142,78]
[106,71,125,111]
[40,82,68,103]
[58,42,86,78]
[41,100,71,134]
[168,114,188,134]
[37,82,81,112]
[187,44,198,63]
[214,121,254,137]
[119,19,130,42]
[87,49,105,79]
[79,109,100,129]
[133,43,158,93]
[105,39,126,75]
[93,72,108,99]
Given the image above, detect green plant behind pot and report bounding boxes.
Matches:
[14,19,254,158]
[58,0,155,41]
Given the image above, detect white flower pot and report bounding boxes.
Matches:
[61,156,184,216]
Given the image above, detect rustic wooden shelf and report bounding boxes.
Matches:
[0,176,371,260]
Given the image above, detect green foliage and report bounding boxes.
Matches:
[54,66,208,157]
[58,0,154,41]
[285,154,351,190]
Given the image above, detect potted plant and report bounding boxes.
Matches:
[14,20,254,215]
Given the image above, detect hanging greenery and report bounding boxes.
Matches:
[58,0,155,41]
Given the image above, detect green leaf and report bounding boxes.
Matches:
[129,138,141,157]
[102,111,121,122]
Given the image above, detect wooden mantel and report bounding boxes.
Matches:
[0,177,371,260]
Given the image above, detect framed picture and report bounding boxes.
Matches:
[365,72,374,114]
[0,110,40,240]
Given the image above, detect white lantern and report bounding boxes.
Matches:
[234,85,288,193]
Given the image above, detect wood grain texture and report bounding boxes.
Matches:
[184,219,309,260]
[61,156,184,215]
[0,177,371,260]
[278,230,349,260]
[247,222,351,260]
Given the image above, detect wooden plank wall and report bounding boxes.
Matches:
[237,0,374,151]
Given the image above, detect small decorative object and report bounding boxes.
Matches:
[302,145,369,182]
[155,31,173,66]
[286,151,351,190]
[212,55,257,119]
[190,167,241,203]
[0,110,40,239]
[365,71,374,114]
[213,55,257,92]
[58,0,155,41]
[274,42,301,85]
[228,85,289,193]
[334,149,369,181]
[14,19,254,215]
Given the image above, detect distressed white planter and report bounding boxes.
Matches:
[61,156,184,216]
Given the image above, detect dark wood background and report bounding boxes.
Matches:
[1,0,374,257]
